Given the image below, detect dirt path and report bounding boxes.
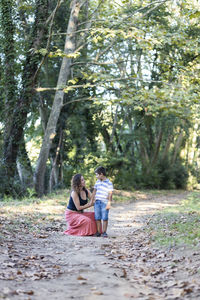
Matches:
[1,191,200,299]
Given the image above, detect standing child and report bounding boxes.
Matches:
[92,166,113,237]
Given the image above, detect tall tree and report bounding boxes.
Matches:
[34,0,83,196]
[0,0,49,195]
[0,0,17,193]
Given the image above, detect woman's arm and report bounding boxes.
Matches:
[72,191,93,211]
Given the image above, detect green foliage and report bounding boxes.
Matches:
[1,0,200,197]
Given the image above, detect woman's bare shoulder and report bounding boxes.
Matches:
[71,190,78,197]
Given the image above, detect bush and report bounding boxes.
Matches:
[111,157,188,190]
[157,158,188,189]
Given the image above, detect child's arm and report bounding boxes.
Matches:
[91,188,97,204]
[86,189,94,206]
[87,188,92,200]
[106,191,112,210]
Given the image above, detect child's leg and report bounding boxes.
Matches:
[94,200,102,234]
[96,220,101,233]
[102,202,109,234]
[102,220,108,233]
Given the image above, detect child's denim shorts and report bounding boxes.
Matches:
[94,200,109,221]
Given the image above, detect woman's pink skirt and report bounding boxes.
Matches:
[64,210,97,236]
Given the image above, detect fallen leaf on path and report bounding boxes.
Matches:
[182,287,194,294]
[120,268,127,278]
[93,291,103,295]
[15,289,34,295]
[37,234,49,238]
[80,281,87,285]
[25,290,34,295]
[165,281,177,288]
[124,293,138,298]
[77,275,87,280]
[169,288,184,298]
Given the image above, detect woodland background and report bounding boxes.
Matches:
[0,0,200,199]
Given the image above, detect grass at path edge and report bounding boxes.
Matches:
[147,191,200,248]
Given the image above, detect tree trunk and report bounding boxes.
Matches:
[49,129,63,193]
[39,92,49,132]
[34,0,82,197]
[146,128,163,174]
[114,132,123,154]
[188,123,198,165]
[110,105,120,146]
[151,128,163,166]
[1,0,48,195]
[17,136,33,189]
[139,139,150,169]
[100,126,111,151]
[0,0,17,188]
[171,131,184,165]
[162,134,172,160]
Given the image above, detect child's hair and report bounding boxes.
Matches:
[71,173,83,194]
[95,166,106,176]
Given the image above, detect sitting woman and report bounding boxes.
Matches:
[64,173,97,236]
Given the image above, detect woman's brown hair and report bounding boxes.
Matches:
[71,173,83,194]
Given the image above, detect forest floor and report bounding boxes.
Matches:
[0,190,200,300]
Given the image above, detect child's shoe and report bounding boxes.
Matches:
[102,232,108,238]
[94,232,101,237]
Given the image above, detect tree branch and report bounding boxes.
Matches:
[33,0,63,82]
[95,0,168,61]
[35,76,172,92]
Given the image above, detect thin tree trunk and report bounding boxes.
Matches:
[38,92,48,132]
[34,0,82,196]
[151,128,163,166]
[189,123,198,165]
[162,134,172,160]
[49,129,63,193]
[17,136,33,189]
[114,131,123,154]
[146,128,163,174]
[100,126,111,151]
[172,131,184,164]
[139,139,150,168]
[110,104,120,146]
[116,107,129,153]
